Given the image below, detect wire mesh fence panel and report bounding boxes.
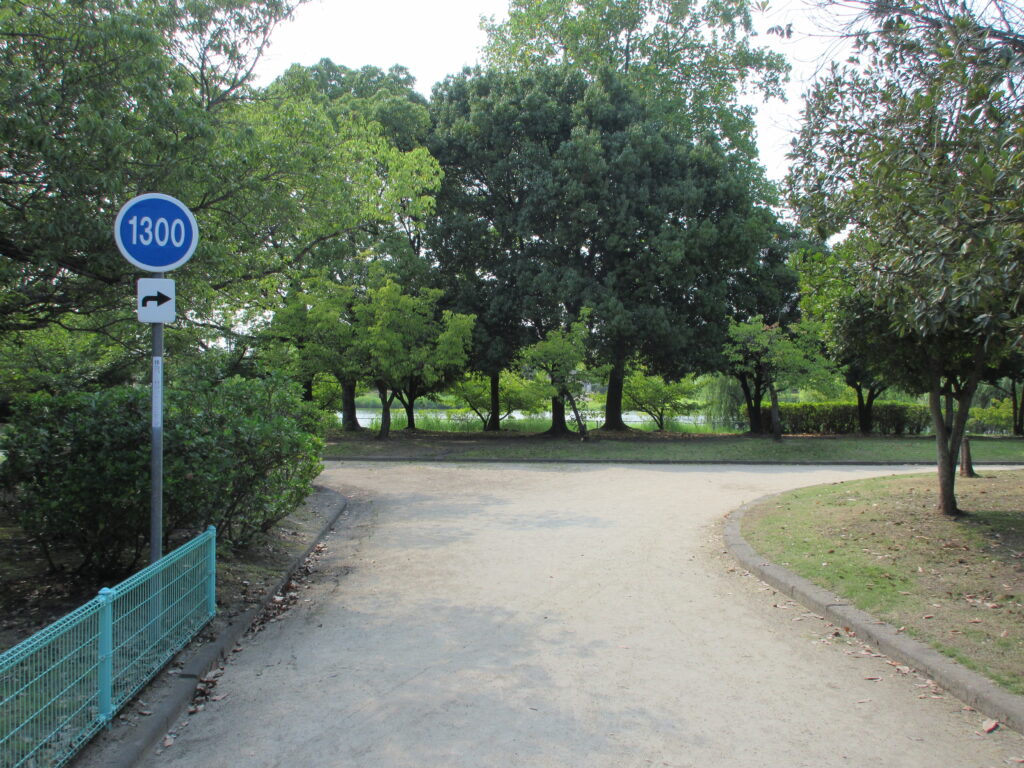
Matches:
[109,531,215,710]
[0,527,215,768]
[0,600,104,768]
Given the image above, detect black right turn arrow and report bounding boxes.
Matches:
[141,291,172,307]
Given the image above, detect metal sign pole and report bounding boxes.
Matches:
[151,279,164,565]
[114,193,196,566]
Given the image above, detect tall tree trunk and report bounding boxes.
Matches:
[930,388,959,516]
[768,381,783,441]
[401,395,416,430]
[376,385,394,439]
[602,356,629,431]
[929,377,981,516]
[855,386,869,435]
[546,395,571,436]
[485,372,501,432]
[960,438,978,477]
[340,379,361,432]
[737,375,762,434]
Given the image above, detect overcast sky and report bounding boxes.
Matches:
[252,0,851,182]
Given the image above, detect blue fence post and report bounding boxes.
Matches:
[206,525,217,618]
[97,588,114,725]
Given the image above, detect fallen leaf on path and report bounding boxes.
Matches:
[163,735,175,748]
[982,720,999,733]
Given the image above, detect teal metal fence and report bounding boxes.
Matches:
[0,526,216,768]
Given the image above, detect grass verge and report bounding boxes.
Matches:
[323,431,1024,464]
[741,470,1024,695]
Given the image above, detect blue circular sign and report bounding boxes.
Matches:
[114,193,198,272]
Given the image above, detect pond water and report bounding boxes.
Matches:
[347,408,703,428]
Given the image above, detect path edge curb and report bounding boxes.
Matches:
[724,492,1024,735]
[82,485,349,768]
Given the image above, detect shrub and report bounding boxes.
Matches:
[771,402,930,435]
[0,376,324,577]
[164,376,326,546]
[0,388,151,576]
[968,398,1014,435]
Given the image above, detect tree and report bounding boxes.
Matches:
[251,60,442,426]
[519,315,592,438]
[429,66,771,433]
[0,0,304,332]
[797,238,895,434]
[427,67,575,430]
[724,219,805,433]
[622,369,699,431]
[354,281,474,438]
[446,371,551,430]
[724,318,831,439]
[789,0,1024,513]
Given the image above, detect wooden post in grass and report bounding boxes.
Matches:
[960,437,979,478]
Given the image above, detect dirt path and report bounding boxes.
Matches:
[138,463,1024,767]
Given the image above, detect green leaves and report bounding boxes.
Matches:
[622,368,699,430]
[352,280,475,431]
[0,376,323,577]
[482,0,788,155]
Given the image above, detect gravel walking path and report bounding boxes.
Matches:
[137,463,1024,767]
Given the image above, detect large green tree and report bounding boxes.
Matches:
[797,237,895,435]
[0,0,303,331]
[429,66,770,432]
[723,219,804,433]
[253,60,442,424]
[789,0,1024,514]
[427,67,576,430]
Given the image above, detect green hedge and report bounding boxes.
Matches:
[774,402,930,435]
[0,376,325,577]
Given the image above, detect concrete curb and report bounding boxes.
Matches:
[724,493,1024,734]
[81,485,349,768]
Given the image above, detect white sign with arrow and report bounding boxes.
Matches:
[137,278,176,324]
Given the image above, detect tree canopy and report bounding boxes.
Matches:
[483,0,788,157]
[788,0,1024,513]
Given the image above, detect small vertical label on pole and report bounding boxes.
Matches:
[152,355,163,429]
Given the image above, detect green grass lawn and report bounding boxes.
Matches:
[741,470,1024,695]
[323,431,1024,464]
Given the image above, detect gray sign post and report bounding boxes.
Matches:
[115,194,197,564]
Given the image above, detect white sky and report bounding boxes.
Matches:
[253,0,852,183]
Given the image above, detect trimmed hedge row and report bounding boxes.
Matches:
[775,402,931,435]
